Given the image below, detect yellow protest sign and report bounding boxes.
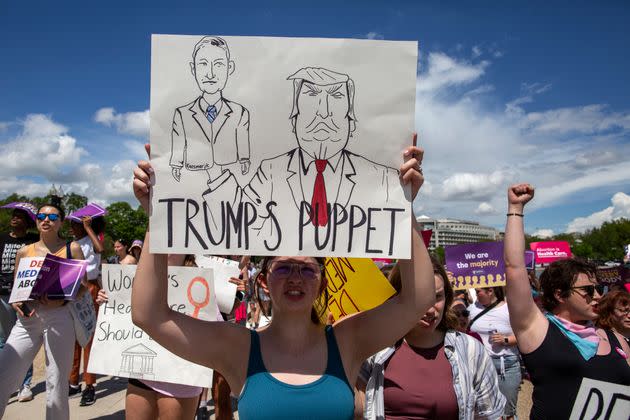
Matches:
[316,258,397,322]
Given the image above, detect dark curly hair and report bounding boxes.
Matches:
[539,258,597,312]
[388,255,458,332]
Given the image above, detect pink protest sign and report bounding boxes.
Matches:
[530,241,572,264]
[67,203,107,222]
[30,253,88,300]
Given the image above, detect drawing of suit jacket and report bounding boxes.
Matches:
[169,96,250,171]
[203,148,401,246]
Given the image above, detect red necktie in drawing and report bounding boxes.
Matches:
[310,159,329,226]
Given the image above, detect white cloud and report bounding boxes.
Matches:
[441,170,512,201]
[365,32,384,40]
[0,114,138,206]
[0,114,87,179]
[472,45,482,58]
[414,47,630,233]
[505,82,552,118]
[124,140,148,160]
[566,192,630,233]
[475,202,496,215]
[532,229,554,238]
[418,52,488,94]
[94,107,149,138]
[523,104,630,135]
[0,122,9,132]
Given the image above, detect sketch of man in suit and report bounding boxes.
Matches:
[204,66,401,239]
[169,36,251,184]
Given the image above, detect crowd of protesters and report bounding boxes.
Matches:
[0,135,628,420]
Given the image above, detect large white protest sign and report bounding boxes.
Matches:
[570,378,630,420]
[8,257,44,303]
[149,35,417,258]
[195,255,239,313]
[88,264,217,387]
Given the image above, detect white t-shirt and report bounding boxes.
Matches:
[467,301,518,357]
[76,236,101,281]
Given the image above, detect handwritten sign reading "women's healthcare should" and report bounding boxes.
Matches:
[88,264,218,387]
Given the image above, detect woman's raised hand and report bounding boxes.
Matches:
[400,133,424,201]
[133,144,153,213]
[507,183,535,211]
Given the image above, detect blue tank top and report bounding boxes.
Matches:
[238,325,355,420]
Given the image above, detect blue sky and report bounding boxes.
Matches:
[1,0,629,236]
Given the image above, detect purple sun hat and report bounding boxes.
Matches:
[1,202,38,222]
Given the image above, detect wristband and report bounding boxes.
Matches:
[506,213,524,217]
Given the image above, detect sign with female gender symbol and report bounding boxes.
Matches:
[187,276,211,318]
[88,264,218,387]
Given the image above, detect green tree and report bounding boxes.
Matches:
[433,246,445,264]
[105,202,148,247]
[63,193,88,214]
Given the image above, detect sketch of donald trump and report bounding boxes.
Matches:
[204,66,400,237]
[169,36,251,185]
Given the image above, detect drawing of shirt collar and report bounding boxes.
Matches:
[298,148,343,176]
[198,96,224,117]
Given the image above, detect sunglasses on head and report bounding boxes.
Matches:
[269,261,322,280]
[36,213,60,221]
[570,284,605,299]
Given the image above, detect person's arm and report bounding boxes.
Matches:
[335,134,436,371]
[69,241,90,297]
[354,381,366,420]
[504,183,548,353]
[81,216,105,253]
[489,332,517,346]
[131,147,250,387]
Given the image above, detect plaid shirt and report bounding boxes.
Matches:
[359,330,505,420]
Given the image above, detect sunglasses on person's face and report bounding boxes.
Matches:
[36,213,60,222]
[269,261,322,281]
[454,309,470,317]
[570,284,605,299]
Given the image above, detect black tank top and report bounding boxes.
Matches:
[521,321,630,419]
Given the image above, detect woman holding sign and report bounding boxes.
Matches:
[0,202,86,420]
[130,135,435,419]
[503,184,630,419]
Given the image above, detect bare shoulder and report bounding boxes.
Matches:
[16,245,30,258]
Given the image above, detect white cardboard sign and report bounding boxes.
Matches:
[194,255,239,313]
[88,264,217,387]
[570,378,630,420]
[149,35,416,258]
[8,257,44,303]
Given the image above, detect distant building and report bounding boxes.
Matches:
[416,216,501,250]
